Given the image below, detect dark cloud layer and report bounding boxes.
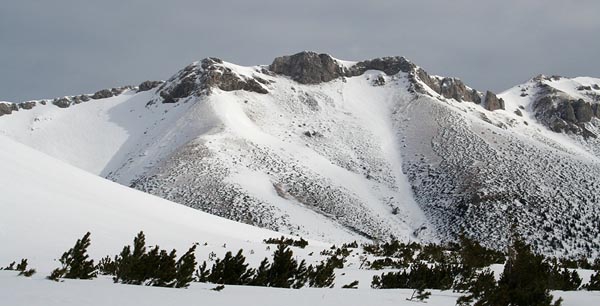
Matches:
[1,0,599,101]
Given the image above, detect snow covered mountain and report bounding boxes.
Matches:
[1,51,599,257]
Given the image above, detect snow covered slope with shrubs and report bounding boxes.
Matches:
[1,52,600,257]
[0,134,300,272]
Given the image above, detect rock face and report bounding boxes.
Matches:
[483,91,505,111]
[349,56,415,76]
[53,97,72,108]
[269,51,417,84]
[91,89,114,100]
[18,101,36,110]
[270,52,345,84]
[202,58,269,94]
[159,57,269,103]
[0,103,18,116]
[439,78,482,103]
[532,82,598,138]
[137,80,164,92]
[269,51,493,106]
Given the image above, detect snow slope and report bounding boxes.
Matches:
[0,60,433,244]
[0,134,309,272]
[1,271,599,306]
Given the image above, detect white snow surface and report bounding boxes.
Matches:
[0,134,302,272]
[1,272,599,306]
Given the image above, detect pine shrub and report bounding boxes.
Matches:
[48,232,96,280]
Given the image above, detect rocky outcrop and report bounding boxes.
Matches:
[412,71,483,104]
[439,78,482,103]
[271,53,330,83]
[0,102,18,116]
[202,58,269,94]
[18,101,36,110]
[348,56,416,76]
[268,52,500,108]
[270,52,345,84]
[533,85,598,138]
[573,99,593,122]
[159,57,269,103]
[53,97,72,108]
[137,80,164,92]
[483,91,505,111]
[75,95,91,103]
[91,89,114,100]
[269,51,416,84]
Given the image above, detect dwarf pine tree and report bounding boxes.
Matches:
[145,247,177,287]
[49,232,96,280]
[250,258,271,286]
[208,249,254,285]
[308,259,336,288]
[174,244,197,288]
[407,287,431,302]
[96,255,117,275]
[114,231,147,284]
[268,244,298,288]
[586,270,600,290]
[16,259,28,272]
[292,260,309,289]
[455,269,497,306]
[458,233,505,269]
[495,238,562,306]
[547,267,582,291]
[196,261,209,282]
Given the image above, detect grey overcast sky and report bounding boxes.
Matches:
[1,0,599,101]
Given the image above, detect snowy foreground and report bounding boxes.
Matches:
[1,132,599,304]
[1,272,599,306]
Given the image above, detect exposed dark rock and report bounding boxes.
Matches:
[268,52,491,107]
[577,85,592,91]
[74,95,91,103]
[202,58,269,94]
[160,74,197,103]
[558,102,577,122]
[269,51,417,85]
[0,103,17,116]
[415,68,440,93]
[269,51,345,84]
[160,58,269,103]
[137,80,163,92]
[72,96,84,104]
[19,101,36,110]
[593,104,600,118]
[412,69,483,104]
[514,109,523,117]
[533,87,598,138]
[348,56,416,76]
[91,89,114,100]
[111,86,131,96]
[438,78,482,103]
[483,91,505,111]
[593,84,600,90]
[372,75,386,86]
[303,130,323,138]
[573,99,593,122]
[53,97,72,108]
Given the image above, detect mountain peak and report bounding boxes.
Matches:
[268,51,416,85]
